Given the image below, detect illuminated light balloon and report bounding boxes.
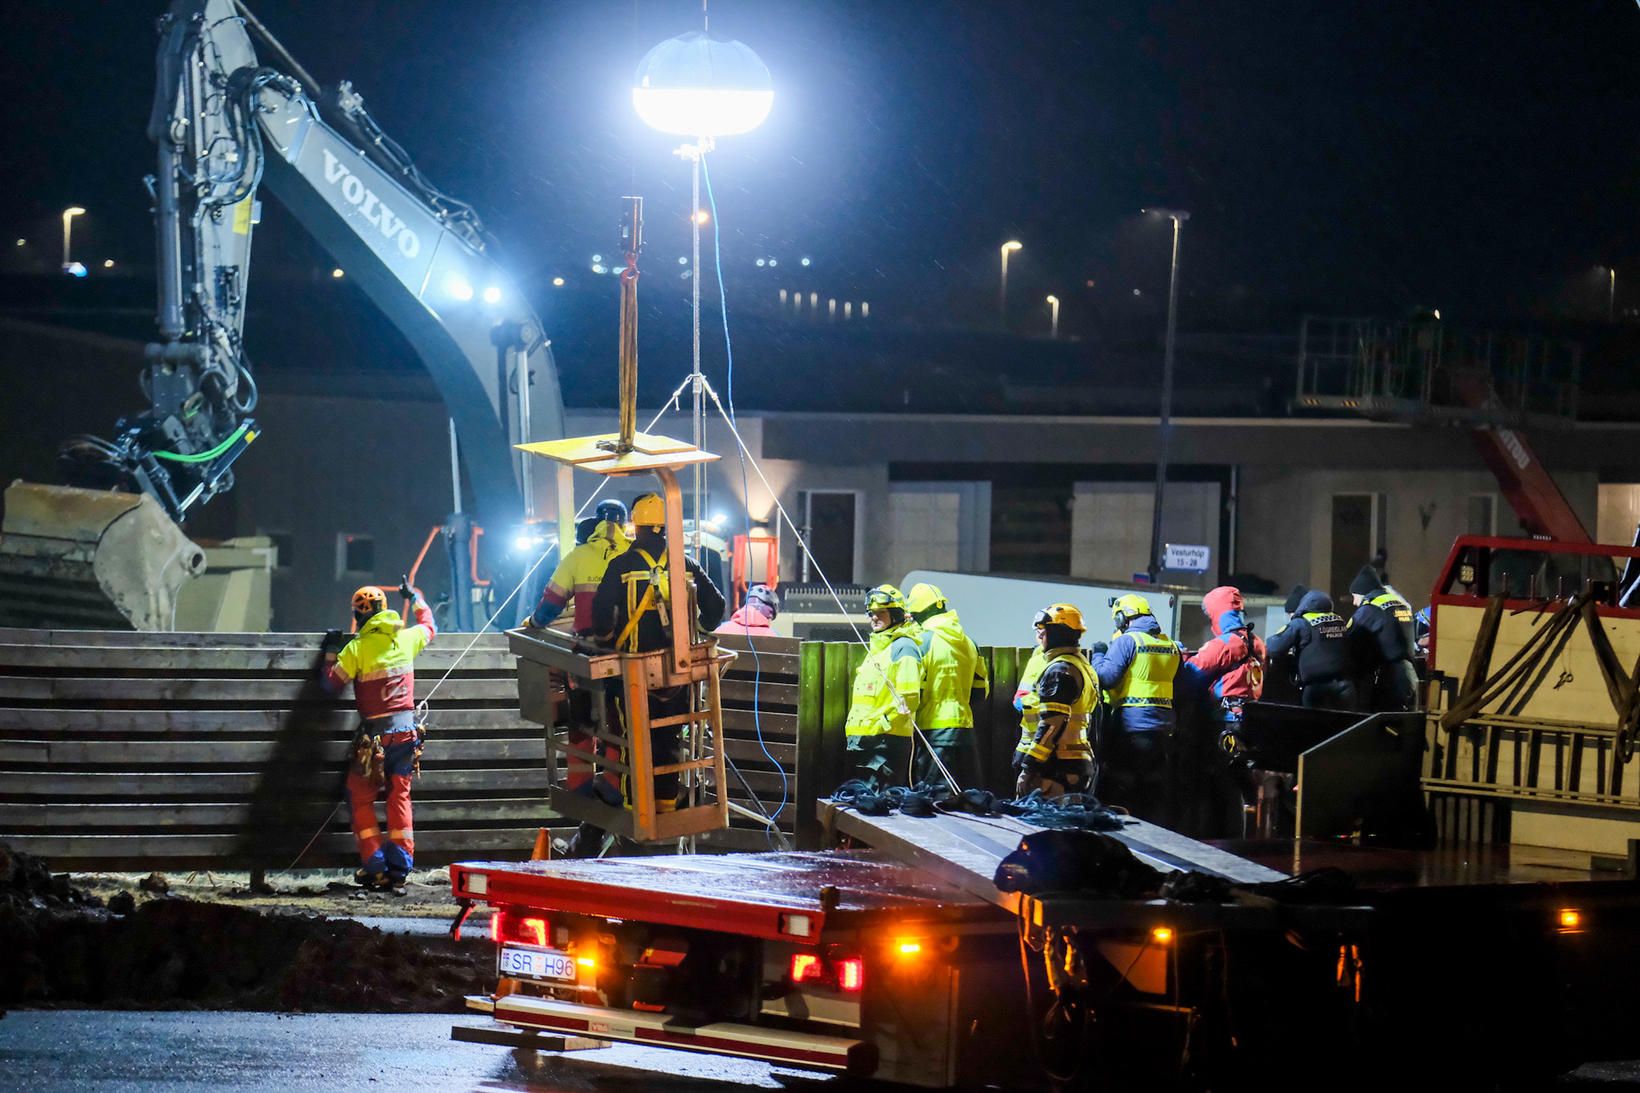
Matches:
[632,31,773,138]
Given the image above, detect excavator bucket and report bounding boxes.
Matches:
[0,481,206,631]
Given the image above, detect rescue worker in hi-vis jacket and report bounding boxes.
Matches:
[321,580,435,890]
[844,584,927,790]
[591,493,725,812]
[523,502,631,811]
[1091,593,1183,824]
[1013,603,1097,799]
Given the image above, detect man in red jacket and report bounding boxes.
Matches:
[1188,585,1266,720]
[1186,585,1268,833]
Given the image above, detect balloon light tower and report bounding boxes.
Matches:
[633,16,773,560]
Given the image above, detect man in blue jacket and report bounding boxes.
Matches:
[1090,594,1182,824]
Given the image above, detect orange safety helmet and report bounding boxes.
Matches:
[351,586,387,616]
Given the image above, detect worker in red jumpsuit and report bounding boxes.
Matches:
[321,580,436,890]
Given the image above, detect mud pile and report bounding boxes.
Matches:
[0,843,102,911]
[0,845,486,1012]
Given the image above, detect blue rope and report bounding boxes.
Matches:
[702,154,789,839]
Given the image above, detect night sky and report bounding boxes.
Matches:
[3,0,1638,334]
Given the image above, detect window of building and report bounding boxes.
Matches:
[336,533,374,579]
[798,490,861,585]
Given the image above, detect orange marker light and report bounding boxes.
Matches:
[1151,927,1175,945]
[1559,909,1582,930]
[576,956,596,970]
[896,940,923,956]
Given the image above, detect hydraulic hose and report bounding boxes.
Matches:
[152,422,251,464]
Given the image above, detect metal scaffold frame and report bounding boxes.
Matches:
[510,431,734,843]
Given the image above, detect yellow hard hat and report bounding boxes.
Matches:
[865,584,908,614]
[1033,603,1085,631]
[1112,593,1153,624]
[630,493,665,528]
[351,586,386,615]
[906,582,946,616]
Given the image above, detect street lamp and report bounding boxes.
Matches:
[1606,266,1617,322]
[1045,294,1060,339]
[999,240,1023,326]
[60,206,85,270]
[634,26,773,560]
[1140,207,1189,584]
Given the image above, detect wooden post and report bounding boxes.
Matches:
[820,643,853,804]
[795,641,825,850]
[988,647,1022,796]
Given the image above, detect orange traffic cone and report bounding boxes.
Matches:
[531,827,552,860]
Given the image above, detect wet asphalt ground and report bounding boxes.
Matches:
[3,1010,1640,1091]
[0,1011,844,1092]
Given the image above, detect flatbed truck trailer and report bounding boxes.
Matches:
[449,803,1640,1089]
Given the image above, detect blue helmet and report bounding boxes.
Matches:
[595,499,628,526]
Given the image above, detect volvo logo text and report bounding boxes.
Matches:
[323,148,421,259]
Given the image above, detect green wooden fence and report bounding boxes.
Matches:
[793,641,1033,849]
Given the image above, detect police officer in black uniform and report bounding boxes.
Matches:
[1346,566,1420,711]
[1266,589,1358,711]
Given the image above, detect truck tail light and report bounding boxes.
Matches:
[490,909,551,946]
[790,953,823,983]
[788,950,864,992]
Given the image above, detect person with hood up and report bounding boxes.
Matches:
[1186,586,1269,832]
[715,584,780,637]
[321,580,436,890]
[1346,565,1420,711]
[907,582,989,787]
[525,499,631,632]
[1091,594,1183,823]
[524,505,634,818]
[1266,588,1358,711]
[1188,585,1267,725]
[843,584,926,790]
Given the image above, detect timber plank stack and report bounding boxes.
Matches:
[712,632,800,849]
[0,627,546,870]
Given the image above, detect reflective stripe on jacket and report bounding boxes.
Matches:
[844,622,925,738]
[1012,648,1049,754]
[1369,591,1414,625]
[1024,648,1096,762]
[1302,610,1348,639]
[916,610,989,731]
[531,520,629,631]
[1110,631,1181,708]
